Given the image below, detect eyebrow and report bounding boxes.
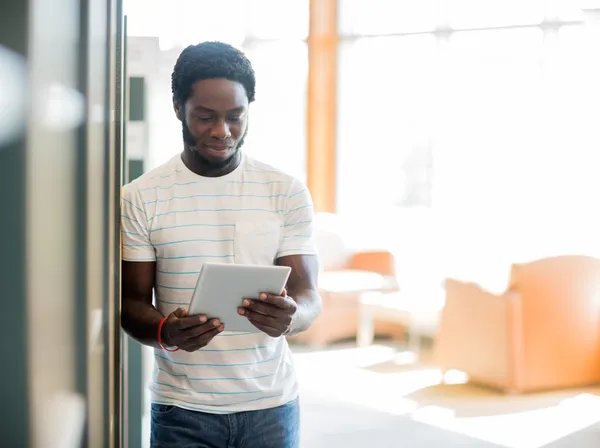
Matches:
[192,105,246,114]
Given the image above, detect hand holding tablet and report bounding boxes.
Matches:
[160,307,224,352]
[237,289,297,337]
[188,263,292,334]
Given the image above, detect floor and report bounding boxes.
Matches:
[141,341,600,447]
[293,342,600,448]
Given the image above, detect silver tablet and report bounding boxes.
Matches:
[188,263,292,333]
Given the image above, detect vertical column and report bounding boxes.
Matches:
[123,65,147,448]
[83,0,110,445]
[307,0,339,213]
[105,0,125,446]
[27,0,83,444]
[0,0,30,444]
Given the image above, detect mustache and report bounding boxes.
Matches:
[181,119,248,150]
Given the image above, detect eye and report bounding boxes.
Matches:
[227,115,242,123]
[195,115,213,122]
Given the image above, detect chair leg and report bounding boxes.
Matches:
[357,306,375,347]
[407,328,421,354]
[440,369,450,384]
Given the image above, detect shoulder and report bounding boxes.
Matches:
[243,156,306,193]
[123,156,180,196]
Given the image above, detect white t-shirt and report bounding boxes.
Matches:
[120,153,317,414]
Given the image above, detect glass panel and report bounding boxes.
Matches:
[339,0,441,36]
[542,25,600,217]
[437,28,544,212]
[437,29,546,267]
[123,0,160,37]
[336,35,437,216]
[166,0,247,47]
[545,0,585,21]
[243,41,308,182]
[124,0,247,48]
[447,0,545,29]
[551,24,600,257]
[247,0,309,40]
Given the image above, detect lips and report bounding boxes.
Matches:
[203,144,231,152]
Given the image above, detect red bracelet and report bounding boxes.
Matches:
[157,316,179,352]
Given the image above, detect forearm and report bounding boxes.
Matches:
[288,288,322,336]
[121,298,165,349]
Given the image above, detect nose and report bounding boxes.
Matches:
[211,119,230,140]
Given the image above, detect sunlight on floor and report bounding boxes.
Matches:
[410,392,600,448]
[293,343,600,448]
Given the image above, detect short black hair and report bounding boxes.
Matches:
[171,41,256,107]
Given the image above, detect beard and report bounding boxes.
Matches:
[181,119,247,171]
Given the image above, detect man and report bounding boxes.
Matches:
[120,41,321,448]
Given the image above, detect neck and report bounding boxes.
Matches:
[181,145,242,177]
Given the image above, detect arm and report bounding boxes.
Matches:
[121,260,223,350]
[120,184,223,351]
[120,184,164,348]
[276,254,321,335]
[121,260,164,348]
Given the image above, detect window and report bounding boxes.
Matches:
[336,0,593,218]
[243,40,308,182]
[446,0,545,29]
[339,0,440,36]
[246,0,309,40]
[435,28,544,212]
[336,35,437,215]
[335,0,599,274]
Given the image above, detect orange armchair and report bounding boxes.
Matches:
[434,255,600,393]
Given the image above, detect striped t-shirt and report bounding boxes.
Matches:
[120,153,317,414]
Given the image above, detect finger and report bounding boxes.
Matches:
[241,308,289,330]
[180,325,224,351]
[175,314,208,330]
[172,307,188,319]
[245,318,283,338]
[180,319,222,340]
[258,293,297,311]
[190,324,224,346]
[241,299,290,318]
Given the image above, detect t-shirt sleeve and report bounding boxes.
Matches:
[121,184,156,262]
[276,180,318,259]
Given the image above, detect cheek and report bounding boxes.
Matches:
[187,120,210,136]
[232,122,247,139]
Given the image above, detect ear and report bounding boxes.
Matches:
[173,98,183,122]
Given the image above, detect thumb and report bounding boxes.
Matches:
[172,307,188,318]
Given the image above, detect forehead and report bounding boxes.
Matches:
[187,78,248,111]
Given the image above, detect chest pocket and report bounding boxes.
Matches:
[234,220,281,265]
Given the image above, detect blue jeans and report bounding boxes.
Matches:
[150,398,300,448]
